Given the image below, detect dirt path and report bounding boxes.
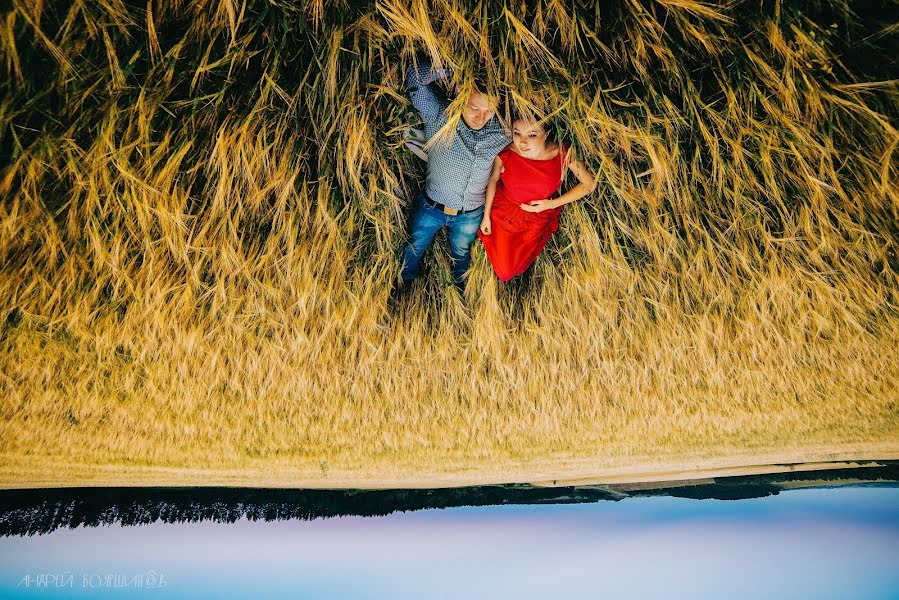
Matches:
[1,443,897,490]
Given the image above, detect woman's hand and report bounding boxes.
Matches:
[479,213,492,235]
[519,199,556,213]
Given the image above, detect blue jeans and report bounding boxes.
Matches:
[400,193,484,285]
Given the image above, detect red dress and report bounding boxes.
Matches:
[478,145,566,281]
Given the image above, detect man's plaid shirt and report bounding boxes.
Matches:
[407,57,509,212]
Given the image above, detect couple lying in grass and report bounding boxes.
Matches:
[399,55,596,290]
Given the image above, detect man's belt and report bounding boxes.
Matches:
[423,192,481,215]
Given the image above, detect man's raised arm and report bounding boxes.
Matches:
[406,55,451,126]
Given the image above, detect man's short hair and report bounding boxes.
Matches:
[472,76,489,95]
[470,76,499,107]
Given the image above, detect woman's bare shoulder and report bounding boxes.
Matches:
[546,141,561,158]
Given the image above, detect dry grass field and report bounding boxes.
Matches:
[0,0,897,487]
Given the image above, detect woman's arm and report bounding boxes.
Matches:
[520,150,597,213]
[480,156,504,235]
[550,158,596,208]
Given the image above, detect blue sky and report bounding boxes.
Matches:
[1,485,897,599]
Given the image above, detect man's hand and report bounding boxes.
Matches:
[479,214,492,235]
[519,199,556,213]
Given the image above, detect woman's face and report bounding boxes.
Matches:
[511,119,549,158]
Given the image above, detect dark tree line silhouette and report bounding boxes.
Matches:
[2,463,896,537]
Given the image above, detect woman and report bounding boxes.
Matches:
[477,117,596,281]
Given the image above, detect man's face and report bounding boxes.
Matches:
[461,91,495,130]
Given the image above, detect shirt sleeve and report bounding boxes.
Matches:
[406,55,451,126]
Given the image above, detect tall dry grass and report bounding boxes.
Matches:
[0,0,897,480]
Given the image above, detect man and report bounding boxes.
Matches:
[399,55,509,290]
